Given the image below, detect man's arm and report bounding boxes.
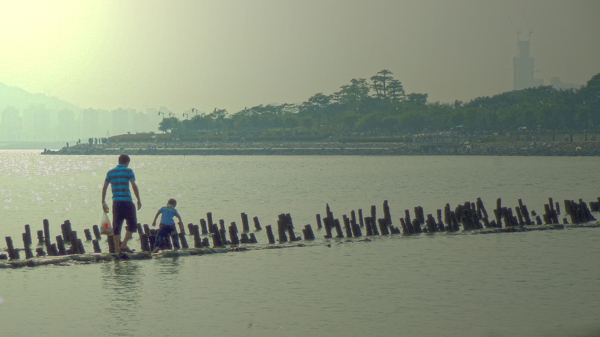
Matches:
[176,215,183,226]
[101,183,109,213]
[131,180,142,210]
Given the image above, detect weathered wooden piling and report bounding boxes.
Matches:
[143,224,151,236]
[365,217,379,236]
[107,235,116,253]
[24,224,32,246]
[371,205,377,226]
[77,239,86,254]
[43,219,51,249]
[93,239,102,253]
[37,230,44,244]
[178,222,186,236]
[218,220,227,244]
[211,230,223,247]
[229,222,240,245]
[265,225,275,244]
[383,200,392,226]
[351,217,362,237]
[23,233,34,259]
[277,214,288,242]
[56,235,66,255]
[200,219,208,235]
[358,209,364,227]
[316,214,322,229]
[249,233,258,243]
[207,212,214,227]
[241,213,250,232]
[411,218,422,233]
[285,213,298,241]
[343,216,353,238]
[425,214,437,233]
[333,219,344,238]
[35,248,45,257]
[377,218,390,235]
[400,218,408,234]
[436,210,445,230]
[240,233,250,244]
[253,216,262,231]
[69,231,80,254]
[323,217,334,238]
[84,229,93,241]
[302,224,315,240]
[179,233,189,249]
[6,237,19,260]
[191,225,202,248]
[92,225,101,240]
[148,233,156,250]
[134,223,143,237]
[364,217,373,236]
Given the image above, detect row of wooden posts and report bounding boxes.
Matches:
[2,197,599,261]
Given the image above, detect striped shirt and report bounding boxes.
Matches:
[104,164,136,202]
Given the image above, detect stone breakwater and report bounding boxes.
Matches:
[42,140,600,156]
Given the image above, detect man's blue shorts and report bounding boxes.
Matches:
[112,201,137,235]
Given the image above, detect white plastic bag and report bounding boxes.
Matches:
[100,211,113,235]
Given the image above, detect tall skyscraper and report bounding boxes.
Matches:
[513,39,543,90]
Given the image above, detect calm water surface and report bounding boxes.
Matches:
[0,151,599,336]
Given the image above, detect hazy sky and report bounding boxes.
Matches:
[0,0,598,114]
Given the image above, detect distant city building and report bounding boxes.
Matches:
[513,39,544,90]
[550,77,580,90]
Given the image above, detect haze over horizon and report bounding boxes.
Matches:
[0,0,598,115]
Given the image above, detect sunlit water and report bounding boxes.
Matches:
[0,151,599,336]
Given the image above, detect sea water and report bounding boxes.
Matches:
[0,151,599,336]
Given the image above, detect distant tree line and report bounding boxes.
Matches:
[158,70,600,140]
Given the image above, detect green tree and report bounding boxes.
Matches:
[158,117,180,133]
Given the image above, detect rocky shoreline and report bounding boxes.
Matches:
[41,140,600,156]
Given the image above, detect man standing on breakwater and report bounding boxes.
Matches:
[101,154,142,253]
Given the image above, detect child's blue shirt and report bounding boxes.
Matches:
[158,205,180,225]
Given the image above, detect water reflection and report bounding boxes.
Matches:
[155,256,182,276]
[100,261,144,336]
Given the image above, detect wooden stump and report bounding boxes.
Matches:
[93,239,102,253]
[241,213,250,232]
[23,233,34,259]
[56,235,67,255]
[179,233,189,249]
[265,225,275,244]
[253,216,262,231]
[92,225,102,240]
[249,233,258,243]
[24,224,32,246]
[107,235,116,253]
[84,229,93,241]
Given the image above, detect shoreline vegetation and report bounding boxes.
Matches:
[42,133,600,156]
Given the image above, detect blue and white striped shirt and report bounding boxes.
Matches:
[104,164,136,202]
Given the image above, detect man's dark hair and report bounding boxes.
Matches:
[168,199,177,207]
[118,154,131,165]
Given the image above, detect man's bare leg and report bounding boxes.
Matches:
[120,231,133,249]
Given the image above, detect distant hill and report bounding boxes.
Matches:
[0,82,81,112]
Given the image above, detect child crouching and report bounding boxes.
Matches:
[152,198,183,252]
